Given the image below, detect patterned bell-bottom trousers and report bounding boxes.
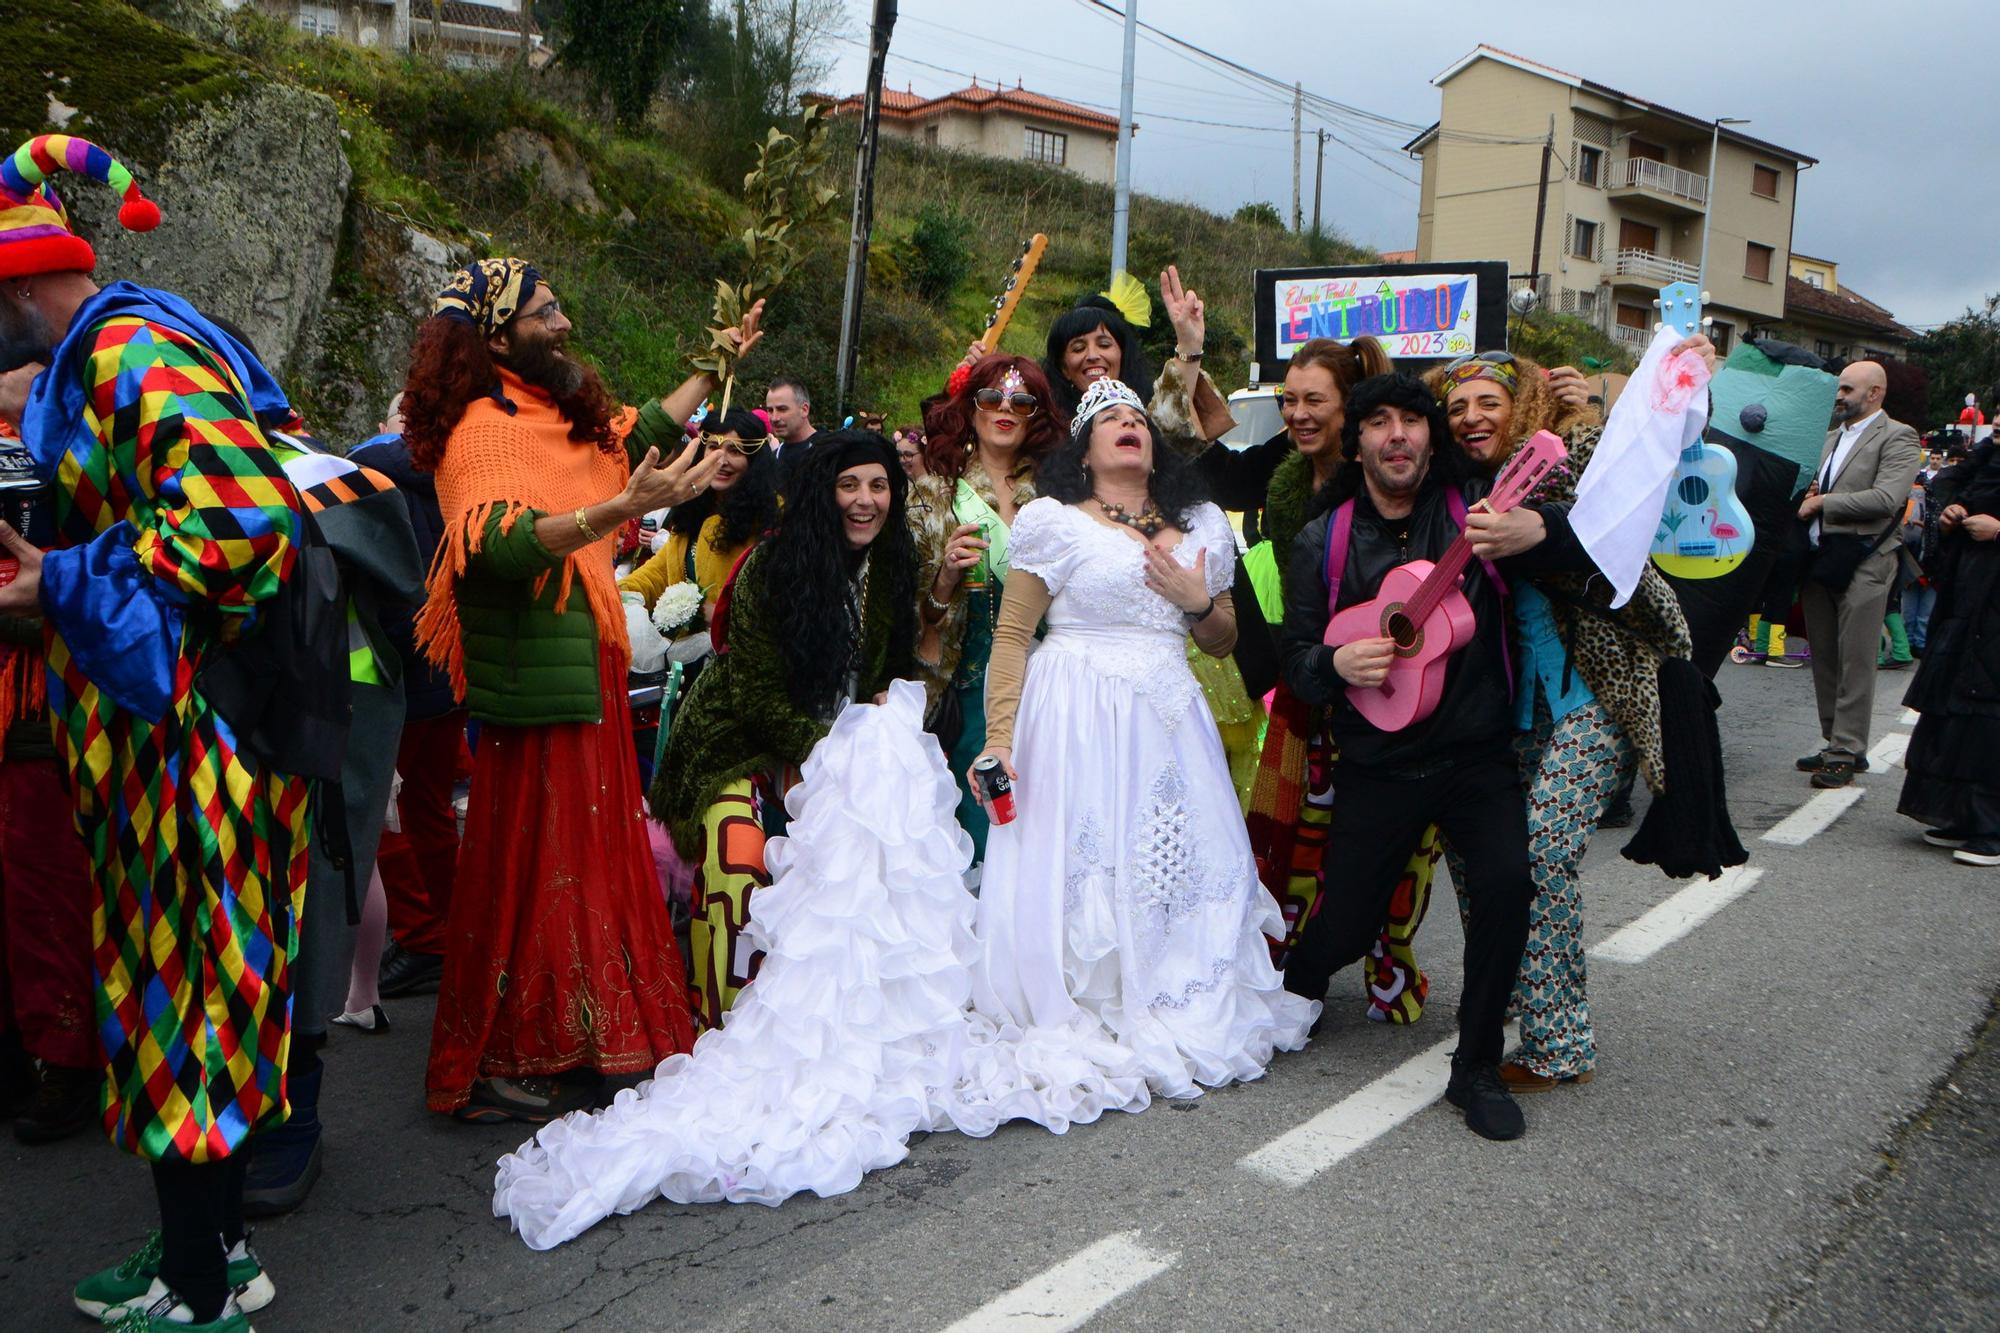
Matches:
[1452,699,1632,1077]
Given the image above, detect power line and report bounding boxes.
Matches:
[1068,2,1421,187]
[828,34,1302,136]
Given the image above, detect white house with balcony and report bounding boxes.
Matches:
[1406,45,1816,357]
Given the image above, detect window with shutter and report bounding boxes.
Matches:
[1745,242,1774,282]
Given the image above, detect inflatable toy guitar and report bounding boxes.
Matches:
[1324,429,1567,732]
[1648,281,1751,579]
[978,233,1049,352]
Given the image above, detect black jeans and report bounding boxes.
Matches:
[150,1154,249,1321]
[1283,746,1534,1068]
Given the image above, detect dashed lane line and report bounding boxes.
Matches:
[958,720,1910,1322]
[1868,730,1910,770]
[1235,1022,1520,1188]
[1236,1036,1458,1187]
[940,1230,1177,1332]
[1762,786,1865,845]
[1589,866,1766,964]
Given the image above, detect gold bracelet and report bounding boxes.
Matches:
[575,507,603,543]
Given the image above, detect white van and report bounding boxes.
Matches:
[1219,385,1284,451]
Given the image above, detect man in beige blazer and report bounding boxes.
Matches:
[1795,361,1922,787]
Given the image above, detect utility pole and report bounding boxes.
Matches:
[1290,82,1302,231]
[834,0,897,418]
[1310,126,1326,237]
[1527,115,1553,303]
[1109,0,1137,283]
[1698,118,1749,296]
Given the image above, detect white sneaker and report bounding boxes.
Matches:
[1953,840,2000,867]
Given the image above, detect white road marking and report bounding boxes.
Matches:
[1762,787,1865,845]
[942,1231,1176,1333]
[1235,1022,1519,1187]
[1867,731,1910,770]
[1589,866,1766,964]
[1901,709,1921,726]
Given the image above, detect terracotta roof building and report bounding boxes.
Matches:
[816,80,1130,185]
[1780,254,1915,363]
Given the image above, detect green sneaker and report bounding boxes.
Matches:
[73,1231,275,1320]
[99,1291,251,1331]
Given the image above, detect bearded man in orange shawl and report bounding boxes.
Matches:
[401,257,761,1124]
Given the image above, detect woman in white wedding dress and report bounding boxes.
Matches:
[971,378,1317,1096]
[492,385,1314,1250]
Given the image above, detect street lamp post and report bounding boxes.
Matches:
[1695,116,1752,296]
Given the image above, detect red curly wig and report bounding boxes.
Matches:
[399,316,619,471]
[920,354,1063,480]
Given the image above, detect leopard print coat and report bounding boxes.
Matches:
[1531,424,1693,794]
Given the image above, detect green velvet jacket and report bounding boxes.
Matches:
[650,544,916,849]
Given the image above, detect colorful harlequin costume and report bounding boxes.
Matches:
[4,137,312,1166]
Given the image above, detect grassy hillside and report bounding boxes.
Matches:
[5,1,1375,428]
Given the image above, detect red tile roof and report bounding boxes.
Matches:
[816,82,1125,136]
[1784,275,1916,342]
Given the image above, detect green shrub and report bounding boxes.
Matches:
[906,205,974,304]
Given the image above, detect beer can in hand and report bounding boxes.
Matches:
[973,754,1016,825]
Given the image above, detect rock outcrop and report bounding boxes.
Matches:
[66,78,352,379]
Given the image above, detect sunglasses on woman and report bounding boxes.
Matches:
[1442,349,1517,374]
[973,389,1040,415]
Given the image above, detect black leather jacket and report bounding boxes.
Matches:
[1280,472,1587,776]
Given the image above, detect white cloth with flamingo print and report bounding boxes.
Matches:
[1569,324,1712,606]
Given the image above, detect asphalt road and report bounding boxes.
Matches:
[4,661,1995,1331]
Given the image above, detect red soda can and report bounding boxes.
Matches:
[973,755,1016,825]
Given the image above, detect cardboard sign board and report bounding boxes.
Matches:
[1253,260,1510,372]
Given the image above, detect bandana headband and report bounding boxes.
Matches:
[435,257,543,335]
[1069,376,1149,439]
[1438,357,1519,397]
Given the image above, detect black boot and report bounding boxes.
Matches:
[243,1056,324,1216]
[15,1061,98,1143]
[1445,1058,1525,1141]
[378,939,443,999]
[0,1032,33,1120]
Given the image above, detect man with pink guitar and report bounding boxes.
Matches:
[1277,372,1591,1142]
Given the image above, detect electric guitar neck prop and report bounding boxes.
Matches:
[1324,430,1568,732]
[1648,280,1752,578]
[978,234,1049,352]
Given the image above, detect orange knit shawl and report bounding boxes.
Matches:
[415,369,636,700]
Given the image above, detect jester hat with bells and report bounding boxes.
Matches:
[0,135,162,280]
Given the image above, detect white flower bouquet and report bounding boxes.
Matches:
[651,581,705,637]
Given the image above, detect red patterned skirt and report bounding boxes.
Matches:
[425,656,695,1113]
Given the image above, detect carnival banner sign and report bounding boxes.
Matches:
[1253,260,1509,372]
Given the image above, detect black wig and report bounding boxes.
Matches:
[669,407,782,552]
[755,429,918,716]
[1042,296,1154,418]
[1310,371,1472,516]
[1035,392,1210,531]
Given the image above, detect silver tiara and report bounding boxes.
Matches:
[1069,377,1148,438]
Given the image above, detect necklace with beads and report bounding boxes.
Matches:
[1095,495,1167,537]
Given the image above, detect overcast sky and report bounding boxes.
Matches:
[823,0,1997,332]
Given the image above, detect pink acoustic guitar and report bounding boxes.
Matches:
[1324,429,1568,731]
